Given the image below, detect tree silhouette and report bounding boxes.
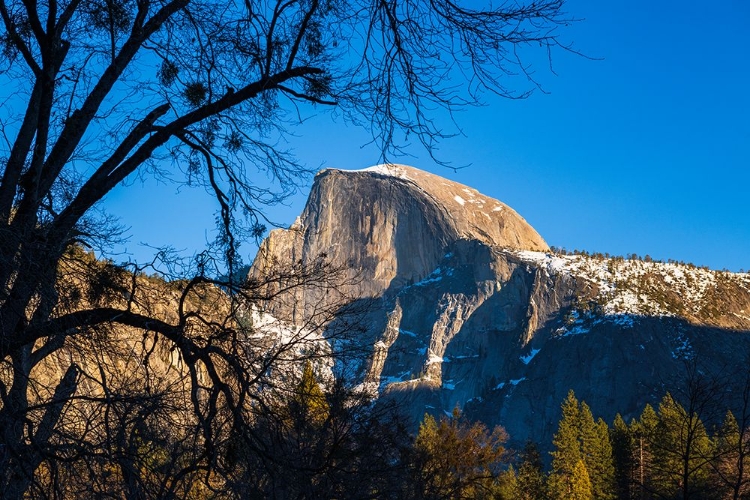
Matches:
[0,0,574,496]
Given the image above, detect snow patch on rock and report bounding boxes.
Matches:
[520,348,541,365]
[361,163,411,179]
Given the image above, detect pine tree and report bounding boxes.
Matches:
[611,414,636,499]
[580,403,615,499]
[516,441,548,500]
[292,361,330,425]
[570,460,594,500]
[551,390,584,483]
[632,403,659,498]
[497,465,520,500]
[550,390,614,499]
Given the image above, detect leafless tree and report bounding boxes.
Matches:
[709,361,750,500]
[0,0,574,496]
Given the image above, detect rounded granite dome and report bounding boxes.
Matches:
[251,163,550,319]
[318,164,549,252]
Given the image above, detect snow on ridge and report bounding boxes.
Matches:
[509,250,740,319]
[361,164,411,179]
[327,164,412,180]
[454,195,466,205]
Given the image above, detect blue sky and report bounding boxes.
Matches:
[105,0,750,271]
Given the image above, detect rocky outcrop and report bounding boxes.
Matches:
[249,164,750,451]
[250,164,548,322]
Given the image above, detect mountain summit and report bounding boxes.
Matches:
[250,164,750,450]
[323,164,550,250]
[253,164,547,301]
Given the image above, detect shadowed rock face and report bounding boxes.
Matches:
[250,164,750,452]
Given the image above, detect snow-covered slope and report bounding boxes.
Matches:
[513,250,750,329]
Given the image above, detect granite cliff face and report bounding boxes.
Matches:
[249,164,750,449]
[251,165,547,319]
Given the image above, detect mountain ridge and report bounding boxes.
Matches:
[249,163,750,450]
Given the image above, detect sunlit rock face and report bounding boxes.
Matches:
[250,164,750,451]
[250,164,547,318]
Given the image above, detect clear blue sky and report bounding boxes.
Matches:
[105,0,750,271]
